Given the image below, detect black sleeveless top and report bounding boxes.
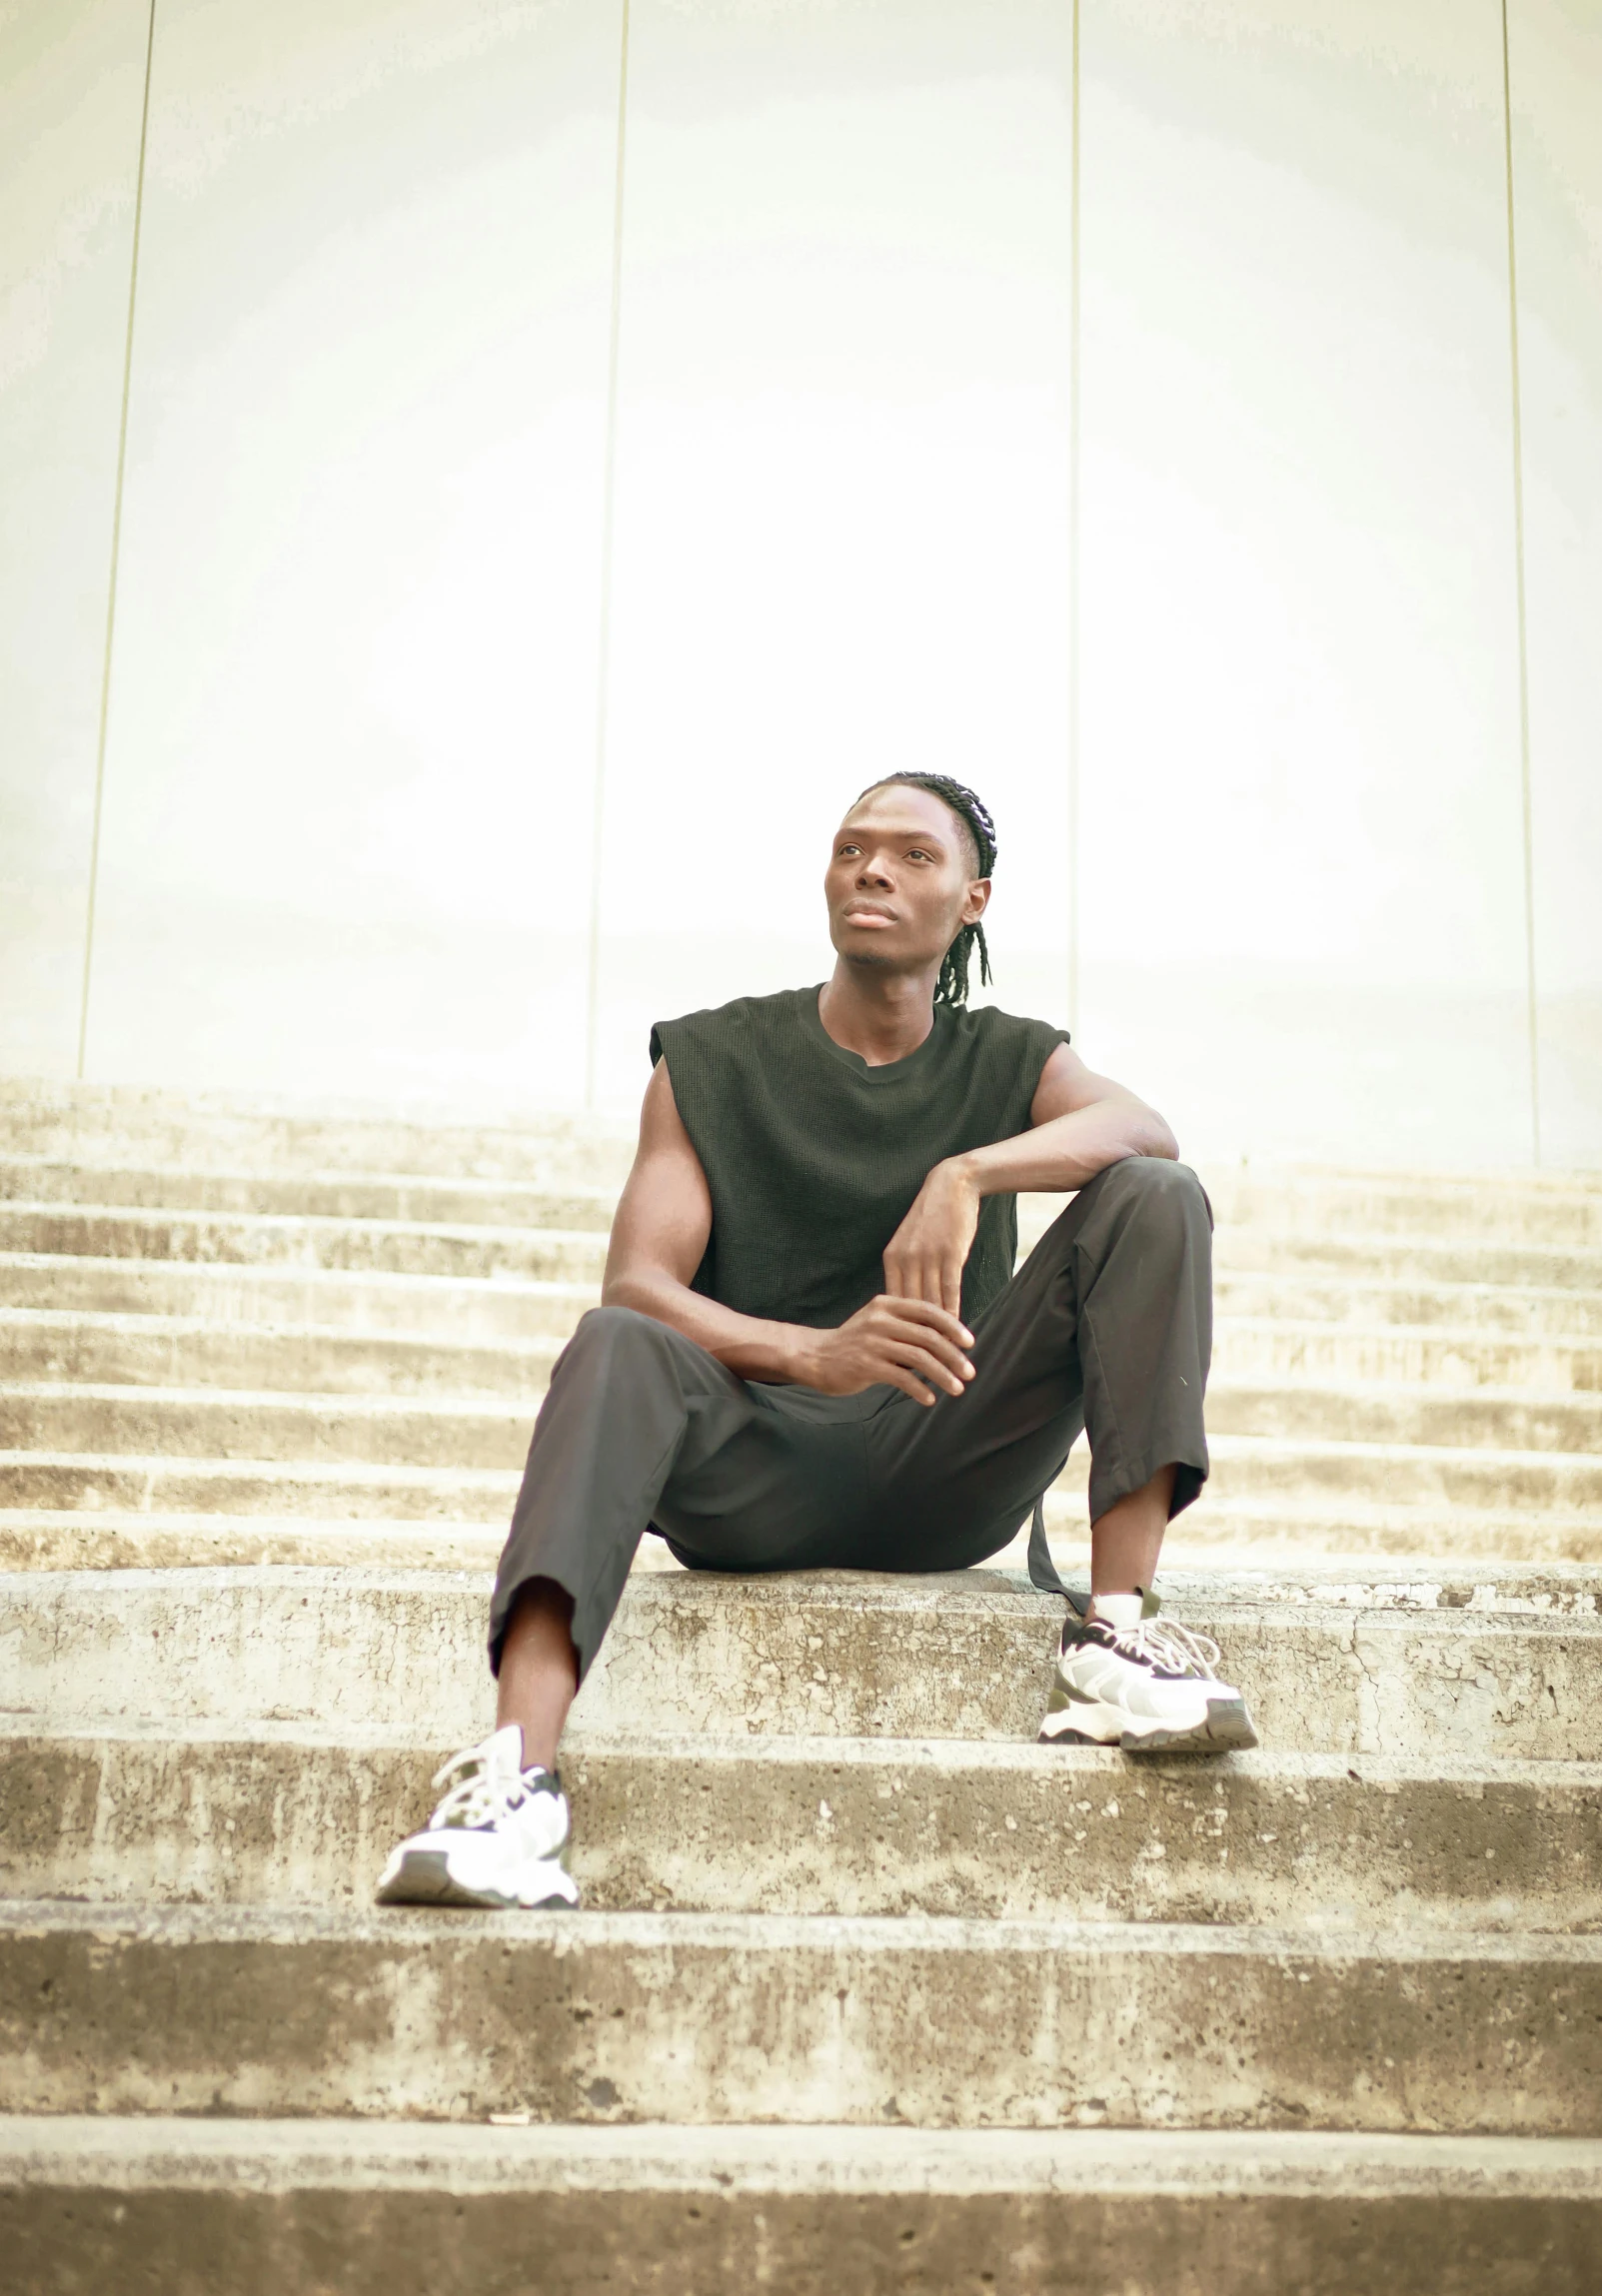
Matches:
[649,986,1069,1332]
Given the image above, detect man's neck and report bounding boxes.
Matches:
[816,963,938,1068]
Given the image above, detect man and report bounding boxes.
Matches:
[377,772,1255,1911]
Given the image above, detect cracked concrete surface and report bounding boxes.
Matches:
[5,1569,1598,1758]
[4,1088,1602,2286]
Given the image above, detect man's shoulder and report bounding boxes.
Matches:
[650,986,813,1064]
[942,1001,1070,1054]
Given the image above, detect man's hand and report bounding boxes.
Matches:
[881,1157,981,1317]
[797,1295,975,1407]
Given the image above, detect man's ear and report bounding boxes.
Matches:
[961,877,992,926]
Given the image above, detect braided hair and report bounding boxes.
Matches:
[854,771,996,1008]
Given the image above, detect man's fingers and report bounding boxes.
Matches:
[849,1293,974,1396]
[901,1341,973,1388]
[880,1295,973,1347]
[885,1341,968,1398]
[886,1325,972,1381]
[885,1315,972,1371]
[895,1260,932,1311]
[882,1256,942,1311]
[883,1365,937,1407]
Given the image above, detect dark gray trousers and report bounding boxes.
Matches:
[489,1156,1213,1682]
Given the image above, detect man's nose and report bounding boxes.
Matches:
[854,851,894,886]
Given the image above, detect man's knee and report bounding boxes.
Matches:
[563,1303,677,1369]
[1096,1156,1211,1232]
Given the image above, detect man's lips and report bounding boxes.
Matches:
[841,904,897,926]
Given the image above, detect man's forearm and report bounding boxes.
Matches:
[956,1096,1177,1197]
[602,1268,816,1384]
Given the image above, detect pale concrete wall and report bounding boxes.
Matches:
[1077,0,1530,1170]
[0,0,149,1070]
[1510,0,1602,1170]
[1,0,1597,1165]
[59,0,621,1107]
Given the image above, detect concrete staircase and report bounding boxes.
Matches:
[1,1076,1598,2288]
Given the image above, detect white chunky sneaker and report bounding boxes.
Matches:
[375,1723,581,1909]
[1038,1592,1258,1753]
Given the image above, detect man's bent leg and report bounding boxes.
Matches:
[1064,1156,1212,1547]
[1092,1464,1175,1604]
[489,1304,762,1687]
[990,1161,1249,1746]
[495,1580,580,1775]
[862,1156,1211,1578]
[1044,1164,1251,1746]
[378,1307,772,1910]
[863,1158,1252,1751]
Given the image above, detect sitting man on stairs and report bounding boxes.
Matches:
[377,771,1257,1911]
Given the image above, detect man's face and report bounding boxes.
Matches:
[823,784,990,974]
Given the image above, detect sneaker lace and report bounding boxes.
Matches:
[428,1743,536,1831]
[1101,1614,1222,1681]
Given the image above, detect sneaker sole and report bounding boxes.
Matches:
[375,1848,580,1911]
[1122,1698,1259,1753]
[1038,1698,1259,1755]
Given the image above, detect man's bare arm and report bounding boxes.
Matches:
[979,1041,1176,1192]
[602,1063,977,1404]
[881,1043,1177,1315]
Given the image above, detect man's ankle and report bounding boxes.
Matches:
[1085,1590,1145,1630]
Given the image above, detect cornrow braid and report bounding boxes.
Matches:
[855,771,997,1009]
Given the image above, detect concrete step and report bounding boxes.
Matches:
[7,1431,1602,1531]
[13,1219,1601,1355]
[17,1207,1602,1309]
[0,1157,618,1230]
[1214,1272,1602,1341]
[1213,1320,1602,1394]
[2,1509,1594,1615]
[12,1255,1602,1379]
[0,1205,609,1282]
[1142,1562,1602,1616]
[0,1312,572,1401]
[5,1306,1598,1405]
[12,1159,1601,1255]
[0,1384,536,1469]
[1182,1434,1602,1513]
[8,1309,1598,1410]
[0,1510,522,1572]
[0,1451,523,1519]
[4,1722,1596,1933]
[0,1253,601,1340]
[1205,1379,1602,1455]
[2,1898,1597,2131]
[6,1498,1600,1582]
[6,1375,1601,1476]
[0,1078,638,1188]
[5,2119,1599,2296]
[1151,1497,1602,1567]
[6,1570,1599,1760]
[1204,1171,1602,1250]
[1210,1230,1602,1293]
[2,1509,1596,1616]
[18,1198,1602,1302]
[5,1084,1588,1224]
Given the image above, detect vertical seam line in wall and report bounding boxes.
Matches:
[1500,0,1541,1165]
[78,0,158,1082]
[584,0,634,1111]
[1065,0,1081,1042]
